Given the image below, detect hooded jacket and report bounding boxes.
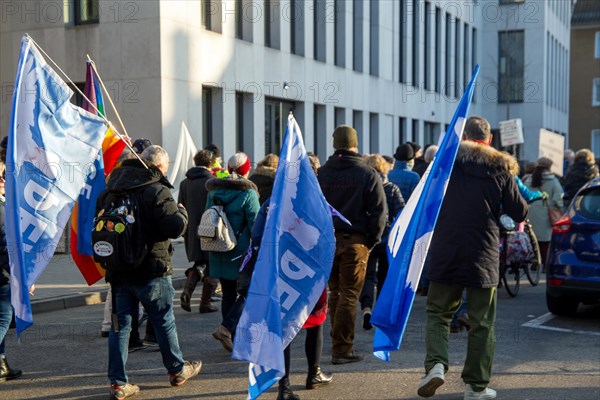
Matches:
[388,160,420,201]
[562,161,599,204]
[427,141,528,288]
[317,149,387,248]
[249,164,277,205]
[178,166,213,263]
[205,176,260,280]
[96,158,188,283]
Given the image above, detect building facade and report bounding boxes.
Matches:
[0,0,570,164]
[569,0,600,156]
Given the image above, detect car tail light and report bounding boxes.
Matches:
[552,215,571,234]
[547,278,564,286]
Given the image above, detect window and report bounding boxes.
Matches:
[65,0,99,25]
[435,7,441,93]
[370,1,379,76]
[454,18,461,97]
[265,0,280,49]
[595,32,600,58]
[398,0,405,82]
[334,0,346,67]
[399,117,407,143]
[68,82,86,107]
[202,88,214,147]
[290,0,304,56]
[236,0,253,42]
[335,107,346,127]
[424,2,431,90]
[499,0,525,4]
[592,129,600,157]
[445,13,452,97]
[593,78,600,107]
[353,110,364,146]
[498,30,525,103]
[236,93,244,151]
[370,113,379,153]
[353,0,364,72]
[265,99,295,154]
[412,0,419,86]
[314,0,326,62]
[202,0,222,33]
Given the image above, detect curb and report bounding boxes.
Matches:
[30,277,187,315]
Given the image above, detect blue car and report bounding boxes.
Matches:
[546,177,600,316]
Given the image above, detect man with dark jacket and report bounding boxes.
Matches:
[178,149,218,313]
[317,125,387,364]
[417,117,527,400]
[98,145,201,400]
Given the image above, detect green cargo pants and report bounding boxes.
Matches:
[424,281,497,392]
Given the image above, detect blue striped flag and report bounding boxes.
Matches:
[5,36,107,335]
[232,114,335,399]
[371,66,480,361]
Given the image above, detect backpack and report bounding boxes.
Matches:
[197,205,238,252]
[91,192,148,272]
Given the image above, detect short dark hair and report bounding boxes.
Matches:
[194,149,213,167]
[204,144,221,159]
[464,116,491,142]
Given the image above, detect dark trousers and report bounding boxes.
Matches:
[328,232,371,357]
[360,243,389,310]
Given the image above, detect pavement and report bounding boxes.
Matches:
[30,239,189,315]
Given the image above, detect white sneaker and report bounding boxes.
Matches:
[417,363,445,398]
[464,384,497,400]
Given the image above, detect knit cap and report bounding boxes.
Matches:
[332,125,358,150]
[228,152,252,176]
[394,143,415,161]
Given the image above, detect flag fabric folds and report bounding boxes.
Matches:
[232,115,335,399]
[70,61,126,286]
[371,65,480,361]
[168,121,198,200]
[6,36,108,335]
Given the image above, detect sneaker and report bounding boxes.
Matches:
[110,383,140,400]
[331,351,364,365]
[362,309,373,330]
[169,360,202,386]
[417,363,445,398]
[101,330,110,338]
[128,340,148,353]
[212,325,233,353]
[464,384,496,400]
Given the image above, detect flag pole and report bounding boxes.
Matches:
[86,55,148,169]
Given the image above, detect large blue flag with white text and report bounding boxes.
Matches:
[371,66,480,361]
[232,114,335,399]
[5,36,108,335]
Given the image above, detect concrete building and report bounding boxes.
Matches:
[0,0,571,164]
[569,0,600,156]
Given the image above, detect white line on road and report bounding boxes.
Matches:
[522,312,600,336]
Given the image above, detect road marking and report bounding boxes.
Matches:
[522,312,600,336]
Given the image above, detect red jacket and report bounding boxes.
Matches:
[303,289,328,328]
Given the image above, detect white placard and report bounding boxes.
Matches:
[538,129,565,177]
[499,118,524,146]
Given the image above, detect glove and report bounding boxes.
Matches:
[541,192,549,201]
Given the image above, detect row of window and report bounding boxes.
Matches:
[546,31,569,112]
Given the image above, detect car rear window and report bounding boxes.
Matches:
[575,188,600,220]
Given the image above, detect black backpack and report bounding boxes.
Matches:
[91,192,148,272]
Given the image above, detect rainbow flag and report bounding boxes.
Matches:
[70,62,126,285]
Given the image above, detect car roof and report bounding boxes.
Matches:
[578,177,600,194]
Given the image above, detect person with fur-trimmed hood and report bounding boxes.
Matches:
[249,153,279,204]
[206,153,260,353]
[417,117,527,400]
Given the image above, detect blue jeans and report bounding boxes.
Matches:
[108,276,184,385]
[0,283,12,355]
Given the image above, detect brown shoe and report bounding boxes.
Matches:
[331,351,363,365]
[199,302,219,313]
[212,325,233,352]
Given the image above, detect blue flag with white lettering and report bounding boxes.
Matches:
[371,66,480,361]
[5,36,107,335]
[232,115,335,399]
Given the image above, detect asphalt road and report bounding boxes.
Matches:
[2,278,599,400]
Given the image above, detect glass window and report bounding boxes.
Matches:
[334,0,346,67]
[498,30,525,103]
[290,0,305,56]
[370,1,379,76]
[314,0,326,62]
[72,0,99,25]
[592,129,600,158]
[596,32,600,58]
[593,78,600,107]
[499,0,525,4]
[202,88,213,147]
[575,188,600,220]
[353,0,364,72]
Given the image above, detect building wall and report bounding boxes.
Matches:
[569,27,600,154]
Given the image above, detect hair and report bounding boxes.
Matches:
[141,145,169,168]
[258,153,279,169]
[382,155,394,165]
[574,148,595,165]
[365,154,391,175]
[524,161,536,175]
[464,116,491,142]
[424,145,439,163]
[204,144,221,159]
[564,148,575,162]
[0,159,5,176]
[194,149,214,167]
[531,160,552,188]
[308,154,320,174]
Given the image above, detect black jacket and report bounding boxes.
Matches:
[0,196,8,286]
[562,161,599,204]
[178,166,213,263]
[96,159,188,283]
[382,177,405,240]
[249,165,277,205]
[427,141,528,288]
[318,150,387,248]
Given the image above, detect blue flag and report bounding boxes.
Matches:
[232,114,335,399]
[5,36,108,335]
[371,66,480,361]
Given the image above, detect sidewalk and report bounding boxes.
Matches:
[30,240,190,314]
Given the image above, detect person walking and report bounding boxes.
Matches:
[388,143,420,202]
[207,153,260,353]
[417,117,528,400]
[249,153,279,204]
[178,149,218,314]
[317,125,387,364]
[561,149,598,205]
[523,157,564,268]
[0,160,22,383]
[97,145,201,400]
[360,154,405,330]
